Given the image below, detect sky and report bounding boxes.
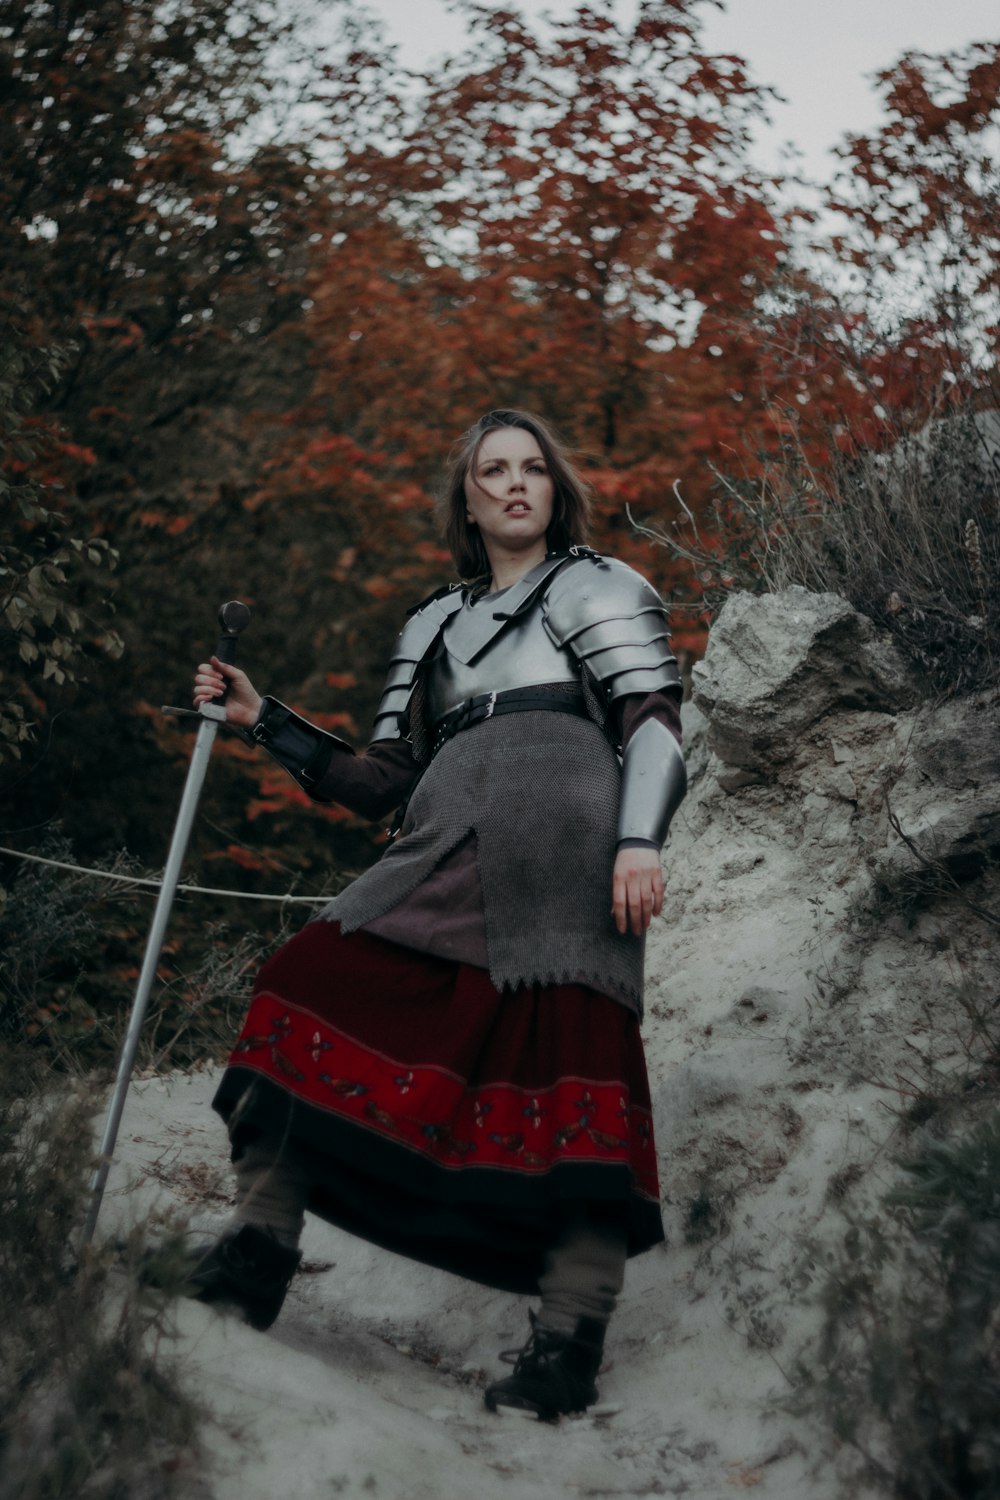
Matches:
[359,0,999,183]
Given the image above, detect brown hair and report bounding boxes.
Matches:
[438,409,593,581]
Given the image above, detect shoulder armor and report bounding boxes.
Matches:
[406,581,465,617]
[542,554,681,703]
[371,586,465,742]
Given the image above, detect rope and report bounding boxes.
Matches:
[0,844,333,905]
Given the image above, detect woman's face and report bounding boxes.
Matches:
[463,427,555,566]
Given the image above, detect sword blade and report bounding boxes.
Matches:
[81,713,220,1246]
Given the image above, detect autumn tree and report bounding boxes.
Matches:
[0,0,344,864]
[831,42,1000,368]
[258,0,792,669]
[747,40,1000,457]
[649,40,1000,692]
[0,316,120,764]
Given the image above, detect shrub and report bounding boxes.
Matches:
[0,1061,201,1499]
[0,320,121,764]
[796,1111,1000,1498]
[642,402,1000,697]
[0,832,290,1073]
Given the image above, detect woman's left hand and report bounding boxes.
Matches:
[612,846,664,936]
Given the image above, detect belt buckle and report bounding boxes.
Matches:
[484,690,497,719]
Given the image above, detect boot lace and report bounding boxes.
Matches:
[498,1313,567,1375]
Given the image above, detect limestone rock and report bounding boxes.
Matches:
[691,587,916,771]
[874,690,1000,884]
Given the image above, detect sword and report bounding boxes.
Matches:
[80,600,251,1247]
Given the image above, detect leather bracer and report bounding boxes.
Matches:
[250,697,354,796]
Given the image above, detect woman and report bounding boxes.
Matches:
[187,409,686,1421]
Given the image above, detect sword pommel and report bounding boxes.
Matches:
[218,601,251,637]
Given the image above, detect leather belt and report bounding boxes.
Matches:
[431,686,590,758]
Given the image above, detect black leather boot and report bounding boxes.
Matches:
[484,1310,606,1420]
[145,1224,302,1331]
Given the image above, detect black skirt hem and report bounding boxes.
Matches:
[214,1068,665,1295]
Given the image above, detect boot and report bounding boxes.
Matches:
[484,1310,606,1421]
[145,1224,301,1331]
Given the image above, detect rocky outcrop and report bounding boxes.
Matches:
[691,586,918,778]
[686,585,999,888]
[632,588,999,1493]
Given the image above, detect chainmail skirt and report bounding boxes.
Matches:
[212,919,664,1294]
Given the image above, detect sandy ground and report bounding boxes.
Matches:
[101,1067,854,1500]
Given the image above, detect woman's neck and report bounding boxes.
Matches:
[485,543,549,593]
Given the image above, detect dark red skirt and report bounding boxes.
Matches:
[212,920,664,1293]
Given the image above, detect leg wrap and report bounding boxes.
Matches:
[231,1130,310,1251]
[537,1210,627,1334]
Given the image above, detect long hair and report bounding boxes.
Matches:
[438,409,593,581]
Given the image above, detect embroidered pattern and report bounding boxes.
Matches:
[230,991,659,1201]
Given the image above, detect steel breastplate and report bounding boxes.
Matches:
[424,593,578,727]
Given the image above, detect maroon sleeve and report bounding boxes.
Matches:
[615,687,683,754]
[310,738,421,821]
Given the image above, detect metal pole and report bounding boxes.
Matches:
[80,602,250,1247]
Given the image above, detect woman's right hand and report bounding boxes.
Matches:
[193,656,263,730]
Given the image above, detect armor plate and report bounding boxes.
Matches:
[369,555,569,742]
[370,587,464,742]
[371,550,682,750]
[617,717,687,845]
[424,597,578,726]
[542,555,681,703]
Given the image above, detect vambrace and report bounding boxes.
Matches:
[617,718,687,848]
[250,697,354,797]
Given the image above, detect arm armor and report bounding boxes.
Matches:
[541,555,682,704]
[250,696,354,796]
[543,555,685,847]
[617,718,687,848]
[370,587,465,743]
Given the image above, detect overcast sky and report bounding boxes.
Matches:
[360,0,999,182]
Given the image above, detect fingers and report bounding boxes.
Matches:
[192,658,261,728]
[192,660,226,706]
[192,657,238,705]
[612,867,628,935]
[611,854,664,936]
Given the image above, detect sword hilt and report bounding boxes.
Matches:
[211,601,251,705]
[161,601,251,721]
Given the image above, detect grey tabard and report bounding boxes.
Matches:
[318,709,645,1017]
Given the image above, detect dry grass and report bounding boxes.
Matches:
[642,403,1000,697]
[0,1058,204,1499]
[793,1110,1000,1500]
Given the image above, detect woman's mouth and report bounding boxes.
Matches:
[505,502,530,514]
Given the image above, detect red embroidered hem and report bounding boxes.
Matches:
[228,989,659,1197]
